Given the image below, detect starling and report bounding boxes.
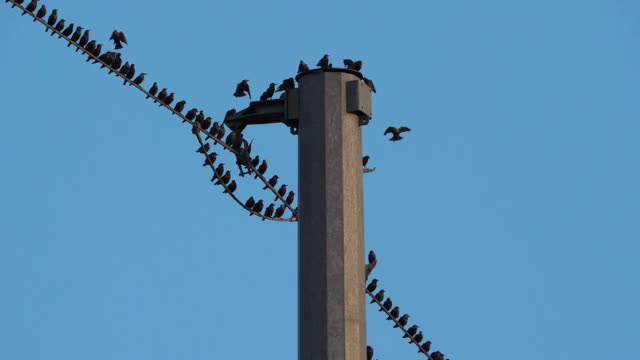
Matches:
[368,250,376,264]
[61,22,73,39]
[110,30,128,49]
[225,131,238,147]
[262,203,275,220]
[174,100,186,114]
[196,143,210,154]
[367,346,374,360]
[403,325,418,339]
[183,108,197,123]
[370,289,385,304]
[45,9,57,32]
[215,124,226,141]
[24,0,37,16]
[394,314,410,328]
[124,64,136,85]
[380,297,392,312]
[298,60,309,73]
[387,306,400,320]
[225,109,237,120]
[84,40,96,54]
[11,0,24,8]
[215,171,231,185]
[233,80,251,99]
[34,5,46,22]
[276,78,295,92]
[251,200,264,215]
[285,191,295,206]
[352,60,363,71]
[419,341,432,354]
[384,126,411,142]
[343,59,354,68]
[254,160,267,179]
[412,331,424,344]
[244,197,256,210]
[147,82,158,99]
[362,155,370,167]
[119,62,130,77]
[162,92,174,107]
[69,27,84,47]
[196,110,205,124]
[157,88,168,103]
[317,54,330,69]
[431,351,445,360]
[250,155,260,169]
[223,180,237,194]
[366,279,378,293]
[87,43,101,62]
[202,152,217,167]
[97,51,114,67]
[52,19,65,37]
[263,175,278,190]
[260,83,276,101]
[363,77,377,93]
[110,53,122,73]
[215,163,225,178]
[274,204,285,218]
[275,184,287,201]
[76,29,90,52]
[201,117,212,133]
[132,72,146,86]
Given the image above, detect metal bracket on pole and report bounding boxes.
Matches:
[223,90,300,135]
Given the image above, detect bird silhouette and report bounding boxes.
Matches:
[363,77,376,93]
[430,351,445,360]
[34,5,46,22]
[384,126,411,142]
[110,30,127,49]
[76,29,90,52]
[202,152,217,167]
[45,9,57,32]
[124,64,136,85]
[274,204,285,218]
[276,78,295,92]
[24,0,37,16]
[368,250,376,264]
[275,184,287,201]
[245,197,256,210]
[184,108,197,122]
[157,88,168,103]
[162,92,174,107]
[298,60,309,73]
[147,82,158,100]
[370,289,384,304]
[366,279,378,293]
[285,191,295,206]
[387,306,400,320]
[380,297,392,312]
[394,314,409,328]
[251,199,264,215]
[215,171,231,185]
[132,72,146,86]
[52,19,65,37]
[403,325,418,339]
[196,143,210,154]
[233,80,251,99]
[263,203,275,219]
[343,59,354,68]
[419,341,432,354]
[263,175,278,190]
[412,331,424,344]
[255,160,267,179]
[84,39,96,54]
[214,163,225,177]
[223,180,237,194]
[362,155,370,167]
[86,43,101,62]
[173,100,186,114]
[260,83,276,101]
[367,345,374,360]
[68,26,82,47]
[317,54,330,69]
[61,22,74,39]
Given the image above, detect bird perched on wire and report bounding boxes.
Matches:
[196,143,210,154]
[132,72,146,86]
[298,60,310,73]
[162,92,174,107]
[110,53,122,74]
[403,325,418,339]
[215,171,231,185]
[366,279,378,293]
[260,83,276,101]
[124,64,136,86]
[202,152,217,167]
[244,197,256,210]
[276,78,295,92]
[34,4,46,22]
[45,9,57,32]
[157,88,168,103]
[23,0,37,16]
[223,180,237,194]
[380,297,392,312]
[214,163,225,178]
[263,175,279,190]
[173,100,186,114]
[147,82,158,100]
[255,160,268,179]
[419,341,432,354]
[370,289,385,304]
[84,40,96,55]
[274,204,285,219]
[394,314,410,328]
[233,80,251,99]
[285,191,295,206]
[52,19,65,37]
[61,22,73,39]
[412,331,424,344]
[387,306,400,320]
[86,43,101,62]
[251,199,264,215]
[317,54,331,69]
[76,29,90,52]
[68,26,82,47]
[11,0,25,8]
[110,30,128,49]
[275,184,287,201]
[367,346,374,360]
[384,126,411,142]
[263,203,275,219]
[430,351,445,360]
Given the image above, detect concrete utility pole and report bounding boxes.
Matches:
[297,70,372,360]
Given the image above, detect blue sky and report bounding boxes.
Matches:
[1,0,639,359]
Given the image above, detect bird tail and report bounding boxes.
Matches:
[115,43,123,50]
[67,42,72,47]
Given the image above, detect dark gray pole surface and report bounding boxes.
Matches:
[298,71,366,360]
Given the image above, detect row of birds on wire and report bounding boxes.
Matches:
[5,0,298,221]
[366,251,448,360]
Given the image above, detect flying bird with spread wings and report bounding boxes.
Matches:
[384,126,411,142]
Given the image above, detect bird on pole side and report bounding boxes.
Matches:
[234,80,251,99]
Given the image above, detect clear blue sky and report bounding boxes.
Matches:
[1,0,638,359]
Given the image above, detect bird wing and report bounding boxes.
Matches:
[384,127,396,136]
[109,30,117,41]
[398,126,411,133]
[119,31,128,44]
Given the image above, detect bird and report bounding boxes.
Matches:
[11,0,25,8]
[97,51,114,67]
[263,175,278,190]
[317,54,330,69]
[147,82,158,99]
[367,345,374,360]
[196,143,210,154]
[370,289,385,304]
[162,92,174,107]
[215,171,231,185]
[34,5,46,22]
[45,9,57,32]
[260,83,276,101]
[384,126,411,142]
[362,155,370,167]
[343,59,354,68]
[225,132,238,147]
[412,331,424,344]
[276,184,287,201]
[84,39,96,54]
[223,180,237,194]
[250,155,260,169]
[86,43,101,62]
[394,314,410,328]
[403,325,418,339]
[274,204,285,219]
[244,197,256,210]
[52,19,65,37]
[380,297,392,312]
[157,88,168,103]
[110,30,128,49]
[214,163,225,177]
[369,250,376,264]
[352,60,363,71]
[363,77,377,93]
[233,80,251,99]
[276,78,295,92]
[263,203,275,219]
[387,306,400,320]
[110,53,122,73]
[344,59,363,71]
[76,29,90,52]
[255,160,267,179]
[430,351,445,360]
[118,62,130,78]
[298,60,309,73]
[61,22,74,39]
[173,100,186,114]
[23,0,37,16]
[366,279,378,293]
[132,72,146,86]
[124,64,136,85]
[251,199,264,215]
[202,118,213,134]
[285,191,295,206]
[196,110,205,124]
[419,341,432,354]
[202,152,217,167]
[215,124,226,141]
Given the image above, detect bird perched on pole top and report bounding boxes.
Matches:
[234,80,251,99]
[343,59,363,71]
[384,126,411,142]
[298,60,309,74]
[317,54,331,69]
[276,78,295,92]
[110,30,128,49]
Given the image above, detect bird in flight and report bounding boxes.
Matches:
[384,126,411,142]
